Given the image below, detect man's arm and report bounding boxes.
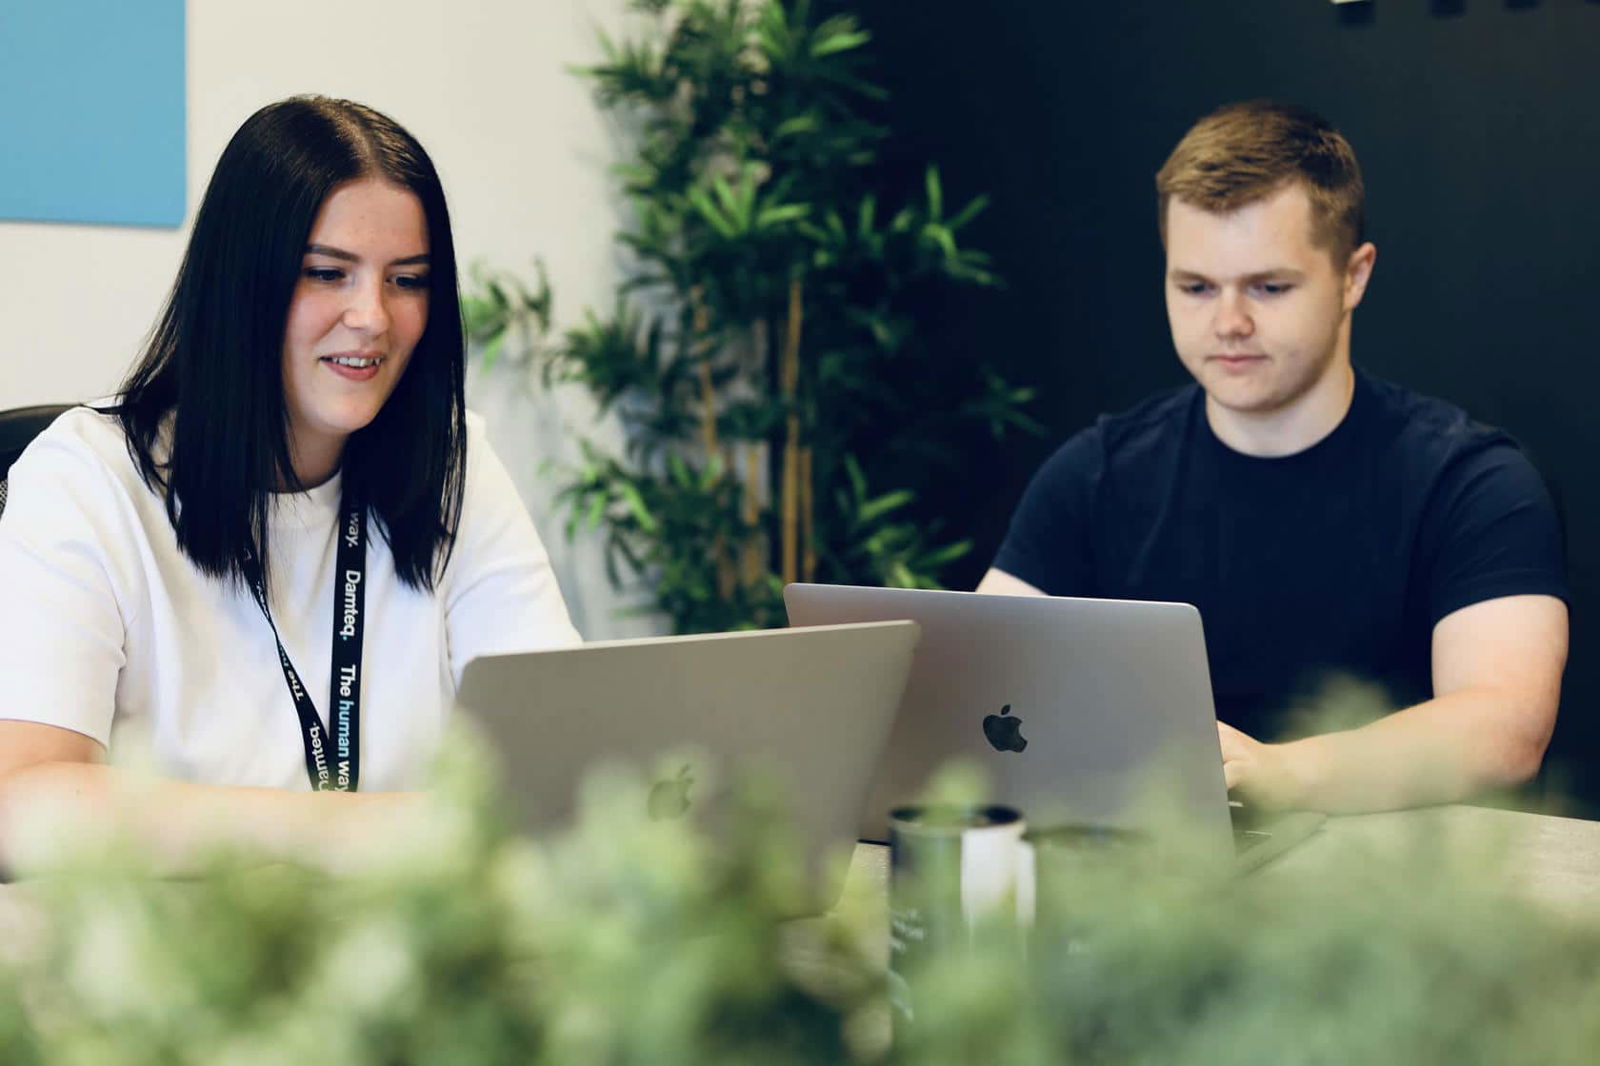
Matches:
[1220,593,1568,814]
[975,567,1047,597]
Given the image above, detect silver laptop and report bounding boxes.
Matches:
[783,584,1321,871]
[456,620,920,902]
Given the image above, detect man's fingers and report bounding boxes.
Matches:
[1217,720,1247,790]
[1218,719,1260,746]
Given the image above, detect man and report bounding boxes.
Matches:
[979,101,1568,814]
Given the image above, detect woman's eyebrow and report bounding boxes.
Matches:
[305,243,430,266]
[306,243,358,262]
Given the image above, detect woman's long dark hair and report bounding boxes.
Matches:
[116,96,466,592]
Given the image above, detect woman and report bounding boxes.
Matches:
[0,97,578,871]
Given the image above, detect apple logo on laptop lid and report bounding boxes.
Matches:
[982,704,1028,753]
[648,764,696,820]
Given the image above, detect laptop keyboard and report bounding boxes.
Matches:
[1229,800,1274,853]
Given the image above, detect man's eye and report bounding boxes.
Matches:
[1257,283,1293,296]
[1179,282,1211,296]
[304,267,344,283]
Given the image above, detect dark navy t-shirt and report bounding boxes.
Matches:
[992,371,1568,741]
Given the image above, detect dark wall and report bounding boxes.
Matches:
[856,0,1600,812]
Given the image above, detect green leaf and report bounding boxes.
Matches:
[772,114,820,140]
[946,193,991,232]
[810,29,870,59]
[755,203,809,228]
[857,194,878,238]
[843,455,868,501]
[856,489,914,526]
[482,331,506,370]
[924,223,958,262]
[712,174,740,216]
[919,539,972,569]
[667,453,693,488]
[617,481,659,533]
[688,185,738,239]
[924,166,944,220]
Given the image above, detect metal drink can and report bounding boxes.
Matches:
[887,804,1027,1026]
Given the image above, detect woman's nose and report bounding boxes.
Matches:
[341,279,390,336]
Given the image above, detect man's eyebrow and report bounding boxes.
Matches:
[1166,267,1307,282]
[305,243,430,267]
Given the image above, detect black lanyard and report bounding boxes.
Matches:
[245,497,366,791]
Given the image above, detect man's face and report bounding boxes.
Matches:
[1164,182,1370,417]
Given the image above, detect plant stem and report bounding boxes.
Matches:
[690,285,735,599]
[691,286,717,458]
[743,321,768,585]
[801,444,815,582]
[781,276,804,585]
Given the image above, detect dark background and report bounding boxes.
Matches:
[853,0,1600,813]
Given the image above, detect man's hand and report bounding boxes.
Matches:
[1216,720,1302,808]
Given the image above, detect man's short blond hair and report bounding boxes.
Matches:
[1156,100,1365,263]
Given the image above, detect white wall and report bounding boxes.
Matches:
[0,0,659,640]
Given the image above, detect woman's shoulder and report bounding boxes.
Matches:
[459,408,511,485]
[448,407,546,549]
[463,408,490,451]
[2,403,164,571]
[4,402,173,543]
[12,402,143,484]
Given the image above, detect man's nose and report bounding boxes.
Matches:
[1212,289,1254,340]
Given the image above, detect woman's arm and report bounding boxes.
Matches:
[0,720,422,877]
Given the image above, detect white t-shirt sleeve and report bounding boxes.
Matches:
[0,421,134,746]
[442,414,580,686]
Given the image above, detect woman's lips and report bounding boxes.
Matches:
[320,354,384,382]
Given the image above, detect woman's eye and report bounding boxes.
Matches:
[304,267,344,283]
[393,273,430,291]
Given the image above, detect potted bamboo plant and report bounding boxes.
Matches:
[469,0,1038,632]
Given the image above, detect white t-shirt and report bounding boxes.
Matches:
[0,406,579,791]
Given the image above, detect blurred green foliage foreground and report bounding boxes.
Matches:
[4,737,1600,1065]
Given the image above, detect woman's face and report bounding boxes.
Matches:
[280,178,430,485]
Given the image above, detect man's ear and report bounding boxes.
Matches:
[1343,242,1378,312]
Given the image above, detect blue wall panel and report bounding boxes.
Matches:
[0,0,186,227]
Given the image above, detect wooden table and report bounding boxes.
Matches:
[836,803,1600,923]
[7,804,1600,967]
[1265,803,1600,917]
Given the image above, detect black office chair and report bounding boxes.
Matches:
[0,404,75,519]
